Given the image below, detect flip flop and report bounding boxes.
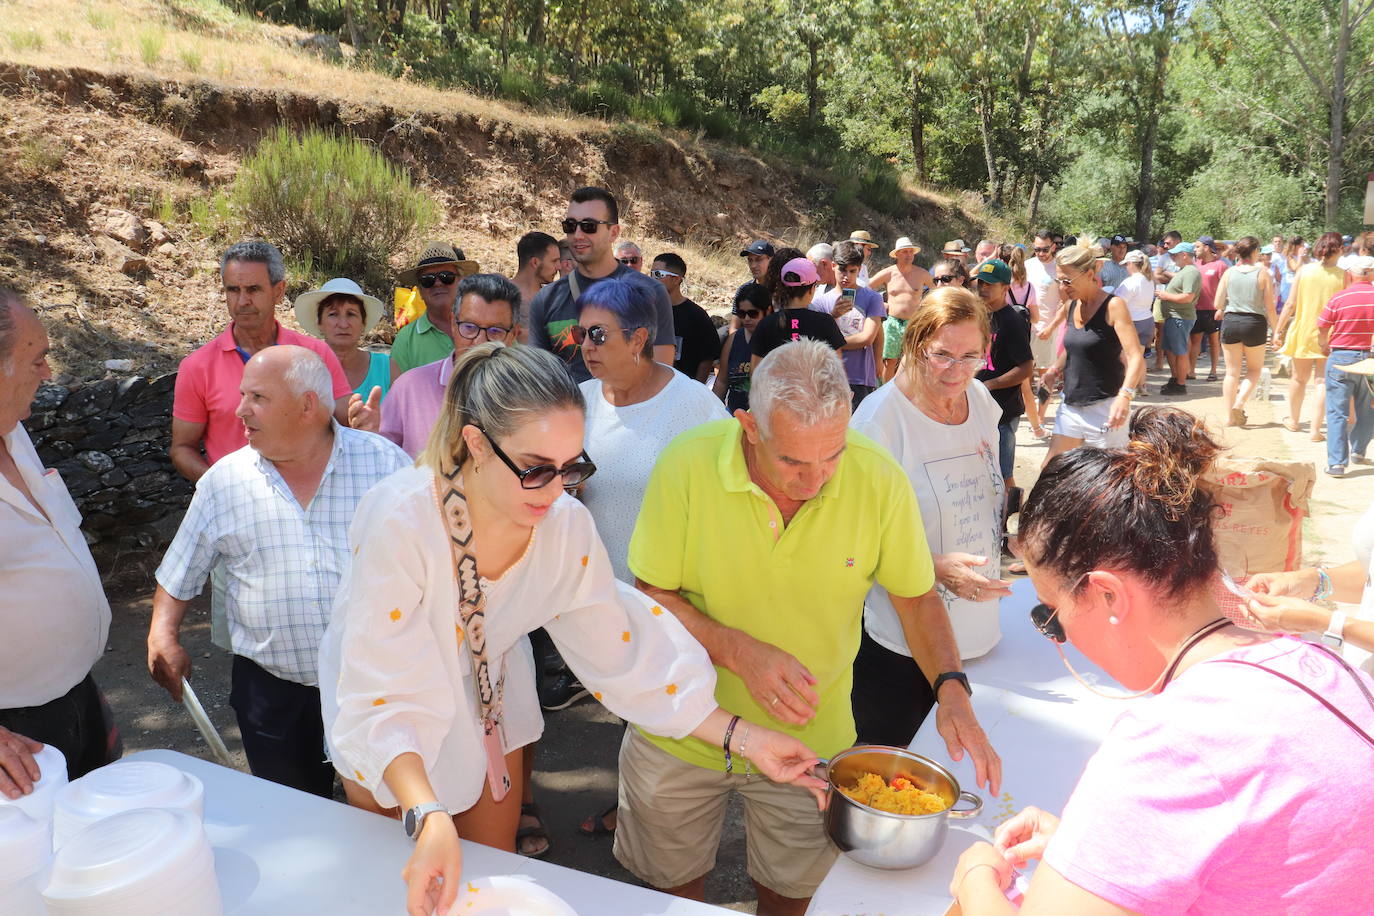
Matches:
[578,803,617,837]
[517,802,551,858]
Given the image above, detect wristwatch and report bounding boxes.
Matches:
[1322,610,1348,649]
[932,671,972,699]
[403,801,448,840]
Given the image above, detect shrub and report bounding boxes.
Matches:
[499,69,545,106]
[568,82,631,119]
[6,29,45,52]
[595,61,638,94]
[20,137,63,174]
[755,85,809,132]
[137,28,165,66]
[229,127,438,291]
[179,46,203,72]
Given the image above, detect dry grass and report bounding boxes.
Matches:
[0,0,597,136]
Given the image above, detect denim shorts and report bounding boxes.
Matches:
[1162,317,1195,355]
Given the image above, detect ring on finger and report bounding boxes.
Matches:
[769,696,779,706]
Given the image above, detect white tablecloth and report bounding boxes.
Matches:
[132,749,728,915]
[808,579,1141,915]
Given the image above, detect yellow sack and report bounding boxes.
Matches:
[393,286,425,329]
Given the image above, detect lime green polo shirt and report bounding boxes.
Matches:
[390,312,454,376]
[628,418,934,771]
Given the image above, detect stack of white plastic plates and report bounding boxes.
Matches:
[0,806,50,916]
[0,744,68,830]
[42,807,222,916]
[52,761,204,849]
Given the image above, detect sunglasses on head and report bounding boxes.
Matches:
[481,428,597,490]
[455,321,511,341]
[418,271,458,288]
[570,324,630,347]
[649,268,679,279]
[618,257,642,266]
[561,217,614,235]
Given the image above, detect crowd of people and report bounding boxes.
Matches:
[2,185,1373,916]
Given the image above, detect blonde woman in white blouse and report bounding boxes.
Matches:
[318,343,825,916]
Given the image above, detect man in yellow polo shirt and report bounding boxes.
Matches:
[616,340,1000,916]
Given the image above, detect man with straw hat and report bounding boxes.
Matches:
[941,238,972,266]
[868,237,932,382]
[845,229,879,284]
[390,241,479,381]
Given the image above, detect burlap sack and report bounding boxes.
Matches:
[1201,458,1315,575]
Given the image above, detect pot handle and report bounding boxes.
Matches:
[809,758,830,781]
[948,790,982,819]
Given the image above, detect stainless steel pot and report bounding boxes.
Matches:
[821,745,982,870]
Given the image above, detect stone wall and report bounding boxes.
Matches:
[26,374,191,553]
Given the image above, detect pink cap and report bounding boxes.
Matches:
[779,257,819,286]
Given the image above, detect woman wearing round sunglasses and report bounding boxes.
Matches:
[951,406,1374,915]
[575,278,728,585]
[1039,245,1145,464]
[320,343,825,916]
[849,287,1011,746]
[713,283,773,413]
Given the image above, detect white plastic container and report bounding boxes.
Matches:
[0,806,49,916]
[42,807,222,916]
[52,761,204,850]
[0,744,67,829]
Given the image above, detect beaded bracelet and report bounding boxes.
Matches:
[1313,566,1333,602]
[723,715,741,774]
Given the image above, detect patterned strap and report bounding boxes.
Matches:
[433,466,504,728]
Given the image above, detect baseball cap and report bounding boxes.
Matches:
[779,257,819,286]
[1350,255,1374,272]
[1343,234,1355,244]
[1169,242,1195,255]
[1197,236,1218,250]
[740,239,776,258]
[974,259,1012,285]
[1123,249,1148,264]
[1260,244,1275,255]
[1110,234,1128,245]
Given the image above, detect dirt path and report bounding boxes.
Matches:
[91,355,1364,913]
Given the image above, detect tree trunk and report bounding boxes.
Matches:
[1135,107,1159,241]
[909,68,926,185]
[391,0,406,38]
[526,0,544,45]
[977,86,1000,210]
[1027,175,1043,226]
[344,0,362,49]
[806,41,820,124]
[469,0,480,32]
[1327,0,1351,226]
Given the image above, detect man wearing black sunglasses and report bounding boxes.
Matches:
[390,241,479,383]
[528,187,675,383]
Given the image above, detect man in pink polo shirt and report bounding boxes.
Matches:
[365,273,521,457]
[170,241,352,482]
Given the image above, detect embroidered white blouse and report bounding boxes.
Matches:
[319,465,719,812]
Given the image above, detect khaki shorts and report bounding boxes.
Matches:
[613,727,838,899]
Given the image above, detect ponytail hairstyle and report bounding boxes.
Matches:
[762,247,809,309]
[419,342,584,474]
[1233,236,1260,261]
[1019,406,1222,600]
[1312,231,1343,263]
[1006,245,1029,286]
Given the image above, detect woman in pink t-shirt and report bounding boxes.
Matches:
[950,406,1374,915]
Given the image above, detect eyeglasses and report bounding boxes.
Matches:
[931,275,957,285]
[618,257,643,267]
[418,271,458,288]
[1030,602,1066,643]
[734,308,763,319]
[649,268,679,279]
[561,217,614,235]
[923,350,986,371]
[570,324,631,347]
[480,428,597,489]
[455,321,511,341]
[1033,246,1053,254]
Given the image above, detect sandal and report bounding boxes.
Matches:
[517,802,551,858]
[578,803,617,837]
[1006,560,1028,577]
[1206,372,1218,381]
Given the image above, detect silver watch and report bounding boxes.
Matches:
[403,801,448,840]
[1322,610,1347,649]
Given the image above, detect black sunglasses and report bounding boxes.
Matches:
[1030,603,1066,643]
[1033,246,1053,254]
[561,217,614,235]
[931,275,956,285]
[618,257,642,266]
[418,271,458,288]
[570,324,630,347]
[480,428,596,489]
[455,322,511,341]
[734,308,763,318]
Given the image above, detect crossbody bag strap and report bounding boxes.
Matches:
[433,467,512,801]
[1208,653,1374,749]
[567,270,582,303]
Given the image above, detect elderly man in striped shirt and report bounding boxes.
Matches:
[147,346,408,796]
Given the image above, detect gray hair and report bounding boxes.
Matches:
[281,347,335,407]
[221,240,286,285]
[614,240,642,257]
[807,243,834,263]
[420,342,584,472]
[750,340,851,438]
[0,287,20,375]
